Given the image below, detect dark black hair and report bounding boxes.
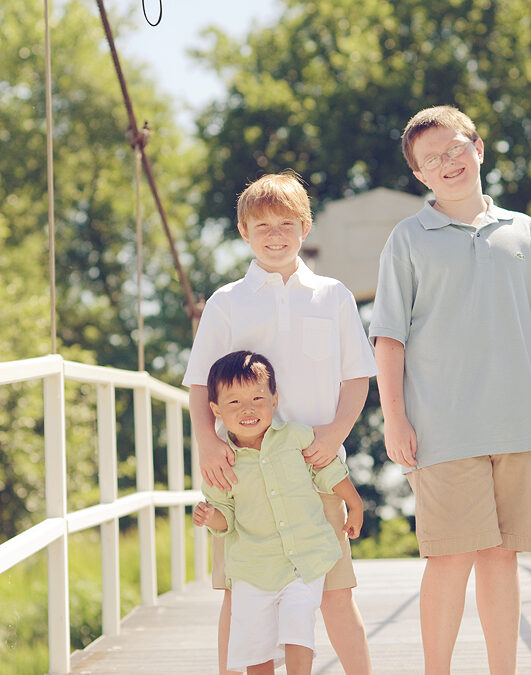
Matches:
[207,351,277,403]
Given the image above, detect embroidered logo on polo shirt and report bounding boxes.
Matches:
[515,252,525,260]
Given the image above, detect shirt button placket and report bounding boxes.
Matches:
[279,288,289,331]
[474,229,491,263]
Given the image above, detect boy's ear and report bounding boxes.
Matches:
[272,392,279,410]
[210,401,222,419]
[237,221,250,243]
[301,220,312,241]
[474,137,484,163]
[413,169,431,190]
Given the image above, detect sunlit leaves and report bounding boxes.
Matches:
[192,0,530,227]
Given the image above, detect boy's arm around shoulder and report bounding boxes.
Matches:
[189,385,238,490]
[185,291,238,490]
[303,283,376,468]
[374,337,417,467]
[303,377,369,468]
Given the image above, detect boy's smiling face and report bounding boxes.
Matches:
[238,208,311,282]
[210,377,278,450]
[412,126,484,203]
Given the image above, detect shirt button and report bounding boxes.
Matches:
[261,459,267,464]
[279,521,285,527]
[476,232,480,237]
[288,550,294,555]
[271,490,277,495]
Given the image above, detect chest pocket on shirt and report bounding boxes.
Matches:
[302,317,333,361]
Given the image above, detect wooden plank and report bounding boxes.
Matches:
[69,555,531,674]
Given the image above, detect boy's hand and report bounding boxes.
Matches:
[384,416,418,467]
[302,425,340,468]
[199,438,237,490]
[343,501,363,539]
[192,501,216,528]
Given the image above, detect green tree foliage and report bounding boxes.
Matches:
[192,0,530,233]
[0,0,212,538]
[0,0,212,373]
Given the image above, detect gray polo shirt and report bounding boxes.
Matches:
[369,198,531,468]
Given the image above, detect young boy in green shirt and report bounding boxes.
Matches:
[370,105,531,673]
[193,350,363,674]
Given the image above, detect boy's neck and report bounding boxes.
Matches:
[255,258,299,284]
[433,192,488,227]
[230,430,267,451]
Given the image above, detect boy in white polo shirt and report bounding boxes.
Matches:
[184,172,377,675]
[193,350,364,673]
[370,105,531,673]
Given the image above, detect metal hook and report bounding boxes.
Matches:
[142,0,162,27]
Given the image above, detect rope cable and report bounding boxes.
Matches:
[96,0,202,339]
[135,148,145,371]
[44,0,57,354]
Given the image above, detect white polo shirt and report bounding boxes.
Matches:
[183,258,377,456]
[369,198,531,468]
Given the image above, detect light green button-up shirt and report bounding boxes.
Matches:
[202,420,347,591]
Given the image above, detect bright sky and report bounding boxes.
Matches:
[112,0,282,129]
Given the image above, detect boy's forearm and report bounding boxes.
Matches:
[323,377,369,446]
[189,385,219,447]
[332,476,363,512]
[189,385,238,489]
[374,337,407,421]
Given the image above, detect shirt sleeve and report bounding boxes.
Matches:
[182,293,232,387]
[311,457,349,493]
[369,233,414,346]
[201,481,235,536]
[338,286,378,380]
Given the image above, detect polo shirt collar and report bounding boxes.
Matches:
[244,257,318,292]
[225,416,287,452]
[418,196,515,230]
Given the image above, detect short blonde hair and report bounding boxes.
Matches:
[237,171,312,232]
[402,106,479,171]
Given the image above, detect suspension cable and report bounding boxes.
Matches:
[135,148,145,371]
[95,0,202,339]
[44,0,57,354]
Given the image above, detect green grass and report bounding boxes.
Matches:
[351,517,418,559]
[0,514,198,675]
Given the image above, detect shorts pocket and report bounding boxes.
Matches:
[302,317,333,361]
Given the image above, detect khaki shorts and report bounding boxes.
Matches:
[212,492,357,591]
[407,452,531,557]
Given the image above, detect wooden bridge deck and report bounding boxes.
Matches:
[69,554,531,674]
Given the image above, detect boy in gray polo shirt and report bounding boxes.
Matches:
[370,105,531,673]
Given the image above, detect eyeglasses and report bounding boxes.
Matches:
[419,141,474,171]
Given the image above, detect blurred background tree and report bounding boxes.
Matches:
[191,0,530,234]
[0,0,214,538]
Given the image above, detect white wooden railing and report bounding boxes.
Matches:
[0,355,207,675]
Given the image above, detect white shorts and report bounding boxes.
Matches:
[227,575,325,672]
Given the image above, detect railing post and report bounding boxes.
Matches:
[167,401,186,591]
[134,385,157,605]
[97,383,120,635]
[191,433,208,583]
[44,367,70,675]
